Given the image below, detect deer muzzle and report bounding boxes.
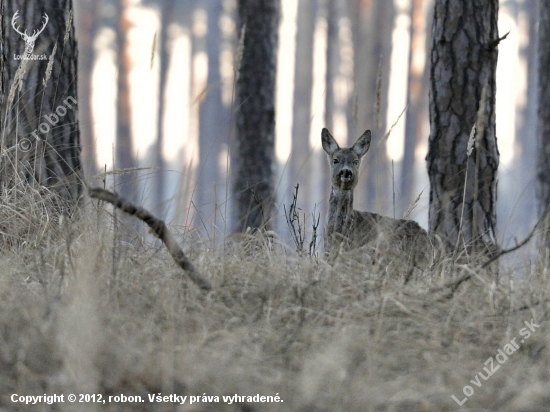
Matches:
[336,169,355,189]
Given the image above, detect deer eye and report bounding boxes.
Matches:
[333,158,339,164]
[353,160,359,166]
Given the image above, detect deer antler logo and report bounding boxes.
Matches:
[11,10,49,56]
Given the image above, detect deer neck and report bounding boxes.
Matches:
[327,188,355,235]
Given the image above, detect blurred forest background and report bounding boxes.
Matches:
[75,0,537,249]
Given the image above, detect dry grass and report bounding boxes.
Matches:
[0,191,549,412]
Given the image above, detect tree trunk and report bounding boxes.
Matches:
[75,0,99,180]
[1,0,83,210]
[233,0,279,231]
[115,0,136,201]
[289,0,315,195]
[538,0,550,248]
[0,1,4,134]
[400,0,428,216]
[154,0,174,216]
[324,0,339,135]
[197,0,225,234]
[511,0,537,241]
[351,0,394,213]
[427,0,500,256]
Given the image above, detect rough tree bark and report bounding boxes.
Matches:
[1,0,83,210]
[233,0,279,231]
[427,0,500,256]
[538,0,550,248]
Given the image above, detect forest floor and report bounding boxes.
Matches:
[0,189,549,412]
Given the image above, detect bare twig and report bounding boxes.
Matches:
[88,187,211,291]
[435,273,472,302]
[481,204,550,269]
[150,31,157,69]
[486,31,510,50]
[403,189,424,219]
[309,205,320,257]
[284,184,305,255]
[381,104,409,144]
[374,61,383,130]
[431,206,550,301]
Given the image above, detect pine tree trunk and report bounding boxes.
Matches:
[289,0,315,194]
[154,0,175,217]
[233,0,279,231]
[427,0,500,255]
[197,0,225,232]
[351,0,393,212]
[514,0,537,240]
[1,0,83,210]
[324,0,339,135]
[538,0,550,248]
[115,0,136,201]
[400,0,428,216]
[75,0,99,180]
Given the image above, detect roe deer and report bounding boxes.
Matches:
[322,128,431,268]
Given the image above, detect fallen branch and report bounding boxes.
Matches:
[88,187,211,291]
[482,204,550,269]
[435,273,472,302]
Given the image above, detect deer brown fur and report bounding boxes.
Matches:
[322,128,432,268]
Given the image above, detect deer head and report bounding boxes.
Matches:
[322,128,371,191]
[12,10,49,54]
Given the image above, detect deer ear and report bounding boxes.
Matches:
[352,130,371,158]
[322,128,339,155]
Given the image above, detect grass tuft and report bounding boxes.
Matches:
[0,189,548,411]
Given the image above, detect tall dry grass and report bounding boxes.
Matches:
[0,187,549,412]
